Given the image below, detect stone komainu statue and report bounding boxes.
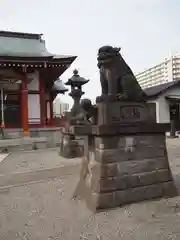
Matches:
[80,98,97,124]
[68,98,97,125]
[97,45,147,101]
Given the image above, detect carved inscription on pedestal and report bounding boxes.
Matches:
[110,105,147,124]
[97,102,150,125]
[120,106,141,120]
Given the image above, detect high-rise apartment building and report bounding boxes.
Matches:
[59,102,69,116]
[53,98,70,117]
[135,54,180,89]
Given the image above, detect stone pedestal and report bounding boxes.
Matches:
[59,131,83,158]
[87,129,177,211]
[71,100,177,212]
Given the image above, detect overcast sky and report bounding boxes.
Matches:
[0,0,180,104]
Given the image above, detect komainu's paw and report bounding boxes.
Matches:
[117,93,128,100]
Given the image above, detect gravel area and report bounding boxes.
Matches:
[0,139,178,176]
[0,139,179,239]
[1,175,180,239]
[0,148,81,175]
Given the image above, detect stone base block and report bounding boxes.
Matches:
[59,134,83,158]
[86,181,177,212]
[96,100,156,125]
[77,132,177,212]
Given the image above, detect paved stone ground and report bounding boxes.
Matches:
[0,140,180,239]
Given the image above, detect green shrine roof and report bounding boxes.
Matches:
[0,31,74,59]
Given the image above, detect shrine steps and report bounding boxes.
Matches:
[0,137,47,153]
[0,128,62,148]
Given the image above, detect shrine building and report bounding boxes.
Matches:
[0,31,76,137]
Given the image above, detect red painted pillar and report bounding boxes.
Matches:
[44,100,47,125]
[39,73,45,127]
[21,71,29,137]
[49,98,53,126]
[49,94,53,125]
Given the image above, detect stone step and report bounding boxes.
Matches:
[0,137,47,153]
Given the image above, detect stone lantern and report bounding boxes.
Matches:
[65,69,89,118]
[59,69,89,158]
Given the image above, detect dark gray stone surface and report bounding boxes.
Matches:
[78,132,177,212]
[91,169,172,193]
[59,133,83,158]
[91,157,169,178]
[87,181,177,211]
[92,123,170,135]
[94,143,166,163]
[70,46,176,211]
[97,101,156,125]
[93,134,167,163]
[95,134,165,149]
[72,98,176,212]
[97,45,146,101]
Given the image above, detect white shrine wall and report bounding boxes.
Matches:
[27,71,41,124]
[148,86,180,123]
[27,71,39,90]
[46,101,50,120]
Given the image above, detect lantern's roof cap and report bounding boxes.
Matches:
[52,79,68,94]
[65,69,89,86]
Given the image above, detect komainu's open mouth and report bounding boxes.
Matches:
[97,54,113,64]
